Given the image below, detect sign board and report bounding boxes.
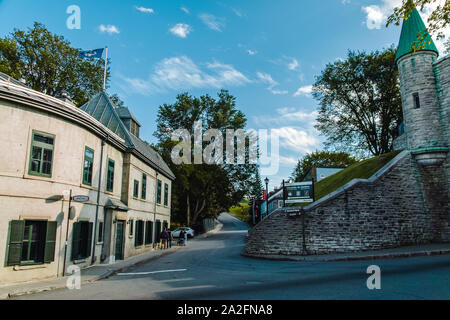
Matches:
[284,208,303,217]
[285,181,314,204]
[72,195,89,203]
[262,190,267,201]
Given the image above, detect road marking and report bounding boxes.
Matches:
[117,269,187,276]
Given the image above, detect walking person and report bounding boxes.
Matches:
[183,228,188,246]
[179,229,185,246]
[167,229,173,249]
[160,228,168,250]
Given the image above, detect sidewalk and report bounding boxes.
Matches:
[0,223,224,300]
[242,242,450,262]
[0,246,180,300]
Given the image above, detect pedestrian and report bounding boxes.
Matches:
[183,228,188,246]
[167,229,173,249]
[179,229,185,246]
[160,228,168,250]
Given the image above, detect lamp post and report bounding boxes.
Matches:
[264,177,269,220]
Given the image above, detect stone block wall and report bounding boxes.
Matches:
[245,151,450,256]
[398,52,445,149]
[434,55,450,202]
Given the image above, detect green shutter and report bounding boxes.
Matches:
[86,223,93,257]
[44,221,57,263]
[135,222,139,247]
[71,222,81,261]
[6,220,25,266]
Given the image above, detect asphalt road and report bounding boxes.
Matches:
[15,213,450,300]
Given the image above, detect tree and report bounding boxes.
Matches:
[313,48,402,157]
[110,94,126,108]
[155,90,257,226]
[291,151,357,182]
[387,0,449,48]
[0,22,109,106]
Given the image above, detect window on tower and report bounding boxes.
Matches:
[413,93,420,109]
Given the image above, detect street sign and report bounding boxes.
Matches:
[72,195,89,202]
[284,208,304,217]
[285,181,314,204]
[262,190,267,201]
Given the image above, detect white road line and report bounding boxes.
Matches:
[117,269,187,276]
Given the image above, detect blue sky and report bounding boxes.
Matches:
[0,0,444,191]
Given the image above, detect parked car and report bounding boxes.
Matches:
[171,227,195,238]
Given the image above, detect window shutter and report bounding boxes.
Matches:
[71,222,81,261]
[44,221,57,263]
[135,223,139,246]
[86,222,93,257]
[7,220,25,266]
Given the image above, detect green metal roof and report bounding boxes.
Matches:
[395,6,439,62]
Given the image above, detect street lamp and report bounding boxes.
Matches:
[264,177,269,220]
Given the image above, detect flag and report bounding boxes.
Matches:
[79,48,104,59]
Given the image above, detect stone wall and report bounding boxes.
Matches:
[245,151,450,256]
[398,52,445,149]
[434,55,450,203]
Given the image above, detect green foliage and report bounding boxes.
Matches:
[229,202,252,225]
[314,150,402,201]
[291,151,357,182]
[154,90,259,226]
[313,48,402,157]
[290,150,402,207]
[387,0,449,43]
[110,94,126,108]
[0,22,109,106]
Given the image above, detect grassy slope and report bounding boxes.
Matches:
[229,202,252,224]
[292,150,402,206]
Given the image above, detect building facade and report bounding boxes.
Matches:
[0,74,175,285]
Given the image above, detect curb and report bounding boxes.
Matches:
[241,249,450,262]
[3,228,223,299]
[3,247,182,299]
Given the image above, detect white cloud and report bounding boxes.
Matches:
[272,127,319,154]
[199,13,225,32]
[256,72,288,95]
[293,85,313,97]
[247,49,257,55]
[279,155,298,166]
[363,5,387,30]
[135,6,154,14]
[232,8,244,18]
[253,107,318,127]
[99,24,120,35]
[169,23,192,38]
[181,7,190,14]
[288,58,299,71]
[121,56,250,95]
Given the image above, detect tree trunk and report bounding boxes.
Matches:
[186,193,190,227]
[191,199,206,226]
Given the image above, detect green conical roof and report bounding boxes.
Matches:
[395,6,439,62]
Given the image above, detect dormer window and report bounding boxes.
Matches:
[130,120,140,137]
[413,93,420,109]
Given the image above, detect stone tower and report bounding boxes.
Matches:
[395,5,449,165]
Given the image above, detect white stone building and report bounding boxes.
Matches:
[0,73,175,285]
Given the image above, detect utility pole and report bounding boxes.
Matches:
[63,189,72,277]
